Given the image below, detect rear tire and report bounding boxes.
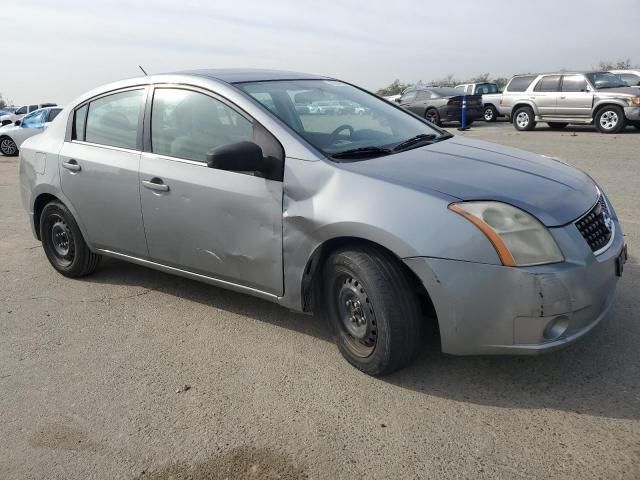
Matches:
[323,246,424,376]
[40,201,101,278]
[0,136,18,156]
[548,122,568,129]
[483,105,498,122]
[425,108,441,126]
[513,106,536,131]
[595,105,625,133]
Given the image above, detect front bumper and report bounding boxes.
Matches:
[404,218,625,355]
[624,105,640,121]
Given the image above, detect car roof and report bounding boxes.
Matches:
[168,68,331,84]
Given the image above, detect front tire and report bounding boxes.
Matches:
[548,122,568,129]
[595,105,625,133]
[513,106,536,131]
[425,108,441,126]
[40,201,101,278]
[0,136,18,156]
[323,246,424,376]
[483,105,498,122]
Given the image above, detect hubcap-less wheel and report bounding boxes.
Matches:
[516,111,530,128]
[0,138,17,155]
[599,110,619,130]
[426,110,438,124]
[45,214,75,268]
[336,275,377,357]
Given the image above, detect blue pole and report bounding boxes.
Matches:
[458,94,469,131]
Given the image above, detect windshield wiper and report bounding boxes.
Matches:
[331,146,392,159]
[392,133,438,152]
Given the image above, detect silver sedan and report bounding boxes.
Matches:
[18,69,627,375]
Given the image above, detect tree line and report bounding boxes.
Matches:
[376,58,638,96]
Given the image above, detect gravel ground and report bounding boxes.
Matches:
[1,122,638,479]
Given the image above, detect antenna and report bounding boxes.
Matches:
[138,65,149,76]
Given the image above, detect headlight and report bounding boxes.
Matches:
[631,96,640,105]
[449,201,564,266]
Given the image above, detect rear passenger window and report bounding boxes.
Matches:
[47,109,62,123]
[534,76,561,92]
[151,88,253,163]
[561,75,588,92]
[506,76,536,92]
[73,105,88,141]
[85,89,144,149]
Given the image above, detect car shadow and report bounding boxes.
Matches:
[86,257,639,421]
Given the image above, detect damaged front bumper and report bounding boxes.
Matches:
[404,219,625,355]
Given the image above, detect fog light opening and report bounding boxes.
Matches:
[543,315,569,341]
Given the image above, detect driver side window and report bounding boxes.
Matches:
[21,110,46,129]
[151,88,253,163]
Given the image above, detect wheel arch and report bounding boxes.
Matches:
[300,236,439,332]
[593,101,625,118]
[31,190,93,250]
[512,102,537,115]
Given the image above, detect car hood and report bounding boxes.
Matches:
[595,86,640,96]
[336,136,598,227]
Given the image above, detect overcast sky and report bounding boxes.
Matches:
[1,0,638,106]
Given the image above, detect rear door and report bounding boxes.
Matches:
[59,87,149,257]
[557,74,593,117]
[138,86,284,295]
[531,75,561,116]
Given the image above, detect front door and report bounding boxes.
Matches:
[59,88,148,258]
[557,75,594,118]
[139,87,284,295]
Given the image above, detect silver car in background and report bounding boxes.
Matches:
[500,71,640,133]
[19,69,627,375]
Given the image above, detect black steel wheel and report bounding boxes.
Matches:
[40,201,101,277]
[324,246,424,376]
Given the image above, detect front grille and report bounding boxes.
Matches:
[575,195,613,253]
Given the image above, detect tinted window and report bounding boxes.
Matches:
[22,110,47,128]
[85,89,144,149]
[47,108,62,122]
[585,72,627,89]
[28,105,39,112]
[561,75,588,92]
[151,88,253,163]
[534,75,561,92]
[619,73,640,86]
[506,76,536,92]
[15,106,27,115]
[73,105,88,141]
[400,91,417,103]
[475,83,499,94]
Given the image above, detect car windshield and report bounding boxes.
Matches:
[236,79,446,158]
[586,72,627,89]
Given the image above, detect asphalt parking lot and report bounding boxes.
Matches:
[1,121,638,479]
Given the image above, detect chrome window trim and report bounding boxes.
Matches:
[69,140,141,154]
[142,151,207,167]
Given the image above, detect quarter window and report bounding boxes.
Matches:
[73,105,88,141]
[151,88,253,163]
[534,76,561,92]
[506,76,536,92]
[561,75,588,92]
[84,89,144,149]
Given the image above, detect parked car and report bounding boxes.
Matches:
[19,69,626,375]
[397,87,483,126]
[609,69,640,87]
[499,71,640,133]
[0,102,58,125]
[454,82,504,121]
[0,107,62,156]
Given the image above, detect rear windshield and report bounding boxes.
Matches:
[475,83,499,94]
[506,76,536,92]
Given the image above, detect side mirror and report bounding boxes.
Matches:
[206,141,268,175]
[14,120,21,126]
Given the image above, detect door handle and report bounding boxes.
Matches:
[142,178,170,192]
[62,159,81,172]
[560,96,566,99]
